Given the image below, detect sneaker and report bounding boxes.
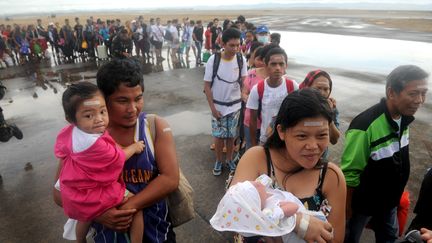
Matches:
[227,160,237,172]
[212,161,222,176]
[9,124,23,140]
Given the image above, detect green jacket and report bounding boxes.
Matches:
[341,98,413,215]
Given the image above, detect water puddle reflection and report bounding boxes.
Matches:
[164,111,211,136]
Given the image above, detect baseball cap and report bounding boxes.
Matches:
[256,25,269,34]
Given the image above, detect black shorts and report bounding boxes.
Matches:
[150,39,163,49]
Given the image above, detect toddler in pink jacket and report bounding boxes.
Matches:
[54,82,144,243]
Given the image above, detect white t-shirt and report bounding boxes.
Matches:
[204,54,248,117]
[183,25,194,43]
[135,27,144,41]
[72,126,102,153]
[151,24,164,42]
[168,25,179,41]
[393,117,402,135]
[246,77,299,143]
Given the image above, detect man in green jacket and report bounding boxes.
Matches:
[342,65,429,243]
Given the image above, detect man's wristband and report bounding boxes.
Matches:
[298,213,310,239]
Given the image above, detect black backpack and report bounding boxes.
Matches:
[209,52,244,107]
[164,30,173,41]
[210,52,244,89]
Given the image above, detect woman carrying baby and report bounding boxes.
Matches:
[231,88,346,242]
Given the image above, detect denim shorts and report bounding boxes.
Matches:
[211,110,240,139]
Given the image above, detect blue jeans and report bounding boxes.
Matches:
[345,207,399,243]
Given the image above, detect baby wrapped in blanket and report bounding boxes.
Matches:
[210,174,326,242]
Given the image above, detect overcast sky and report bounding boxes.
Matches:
[1,0,431,15]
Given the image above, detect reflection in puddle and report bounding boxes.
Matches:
[164,111,211,136]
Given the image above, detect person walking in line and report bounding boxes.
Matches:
[246,47,298,147]
[203,28,247,176]
[193,20,204,65]
[342,65,429,243]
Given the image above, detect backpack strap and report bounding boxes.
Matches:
[236,52,243,87]
[213,99,242,106]
[211,52,244,89]
[285,77,296,93]
[286,78,294,93]
[210,52,222,88]
[257,80,265,121]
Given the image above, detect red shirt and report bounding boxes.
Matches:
[205,28,212,50]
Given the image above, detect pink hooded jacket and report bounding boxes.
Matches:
[54,125,126,221]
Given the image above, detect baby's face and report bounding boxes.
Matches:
[75,93,109,134]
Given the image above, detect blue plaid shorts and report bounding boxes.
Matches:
[211,110,240,139]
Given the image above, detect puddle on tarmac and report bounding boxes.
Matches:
[164,110,211,137]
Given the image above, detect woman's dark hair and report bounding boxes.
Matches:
[249,41,263,53]
[246,41,263,60]
[96,58,144,98]
[264,46,288,65]
[222,19,233,31]
[245,22,256,30]
[253,46,263,59]
[265,88,333,149]
[221,27,241,44]
[62,81,100,123]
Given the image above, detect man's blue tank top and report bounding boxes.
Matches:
[92,112,170,243]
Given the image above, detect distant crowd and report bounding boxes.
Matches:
[0,15,280,69]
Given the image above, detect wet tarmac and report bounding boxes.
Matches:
[0,16,431,243]
[248,13,432,43]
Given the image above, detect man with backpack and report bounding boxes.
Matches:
[203,28,247,176]
[246,47,298,146]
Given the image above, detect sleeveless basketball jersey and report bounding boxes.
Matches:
[92,112,170,243]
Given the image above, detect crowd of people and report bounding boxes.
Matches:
[202,18,430,243]
[0,13,430,243]
[0,15,278,70]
